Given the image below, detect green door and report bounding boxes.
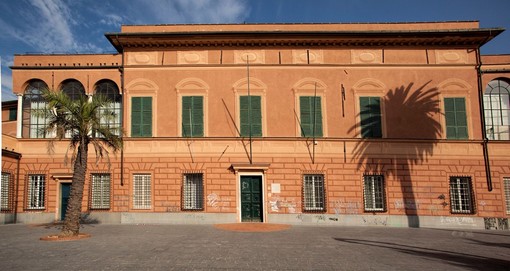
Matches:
[241,176,263,222]
[60,183,71,221]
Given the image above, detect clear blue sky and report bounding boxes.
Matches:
[1,0,509,101]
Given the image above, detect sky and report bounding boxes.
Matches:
[1,0,509,101]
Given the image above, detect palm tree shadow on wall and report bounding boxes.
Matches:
[349,82,441,228]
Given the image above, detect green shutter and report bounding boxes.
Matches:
[360,97,382,138]
[182,96,203,137]
[131,97,152,137]
[444,97,468,139]
[300,96,322,137]
[240,96,262,137]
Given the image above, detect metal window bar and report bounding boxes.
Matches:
[1,173,11,211]
[183,174,204,210]
[133,174,151,209]
[504,178,510,214]
[363,175,385,211]
[91,174,111,209]
[28,175,45,209]
[303,175,325,211]
[449,177,474,214]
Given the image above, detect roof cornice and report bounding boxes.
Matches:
[105,28,504,52]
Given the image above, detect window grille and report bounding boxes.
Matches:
[303,174,325,212]
[91,174,111,210]
[484,79,510,140]
[27,175,45,210]
[363,175,386,212]
[504,177,510,214]
[1,172,11,211]
[449,176,475,214]
[133,174,151,209]
[182,173,204,210]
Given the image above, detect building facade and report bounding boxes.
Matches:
[2,21,510,229]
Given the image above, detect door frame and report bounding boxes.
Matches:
[52,174,73,222]
[59,182,72,221]
[236,171,266,223]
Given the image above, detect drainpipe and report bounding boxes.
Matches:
[116,35,125,186]
[476,48,492,191]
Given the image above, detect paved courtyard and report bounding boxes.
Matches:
[0,223,509,270]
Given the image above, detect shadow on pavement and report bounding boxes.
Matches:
[333,237,510,271]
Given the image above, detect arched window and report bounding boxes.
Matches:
[22,79,50,138]
[60,79,85,101]
[94,80,122,136]
[484,79,510,140]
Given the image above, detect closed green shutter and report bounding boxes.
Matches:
[240,96,262,137]
[444,97,468,139]
[182,96,204,137]
[299,96,323,137]
[359,97,382,138]
[131,97,152,137]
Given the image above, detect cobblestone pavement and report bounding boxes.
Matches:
[0,223,509,270]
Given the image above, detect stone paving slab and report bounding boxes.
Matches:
[0,224,509,270]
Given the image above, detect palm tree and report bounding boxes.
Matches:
[41,89,122,237]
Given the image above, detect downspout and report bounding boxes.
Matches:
[476,48,492,191]
[116,35,125,186]
[14,152,21,223]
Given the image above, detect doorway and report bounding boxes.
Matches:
[60,183,71,221]
[240,176,263,222]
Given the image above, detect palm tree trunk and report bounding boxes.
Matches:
[61,140,88,236]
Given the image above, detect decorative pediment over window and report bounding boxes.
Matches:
[125,78,159,94]
[175,78,209,94]
[292,78,326,94]
[352,78,386,94]
[232,77,267,94]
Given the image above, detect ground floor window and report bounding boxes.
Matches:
[27,175,45,210]
[133,174,151,209]
[1,172,12,211]
[303,174,325,212]
[504,177,510,214]
[449,176,475,214]
[363,175,386,212]
[91,174,111,210]
[182,173,204,210]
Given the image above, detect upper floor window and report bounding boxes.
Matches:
[95,80,122,136]
[444,97,468,139]
[299,96,323,137]
[131,97,152,137]
[61,79,85,101]
[484,79,510,140]
[22,79,50,138]
[359,97,382,138]
[240,95,262,137]
[182,96,204,137]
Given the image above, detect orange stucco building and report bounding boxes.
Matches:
[2,21,510,229]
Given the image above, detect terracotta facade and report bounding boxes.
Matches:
[2,22,510,229]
